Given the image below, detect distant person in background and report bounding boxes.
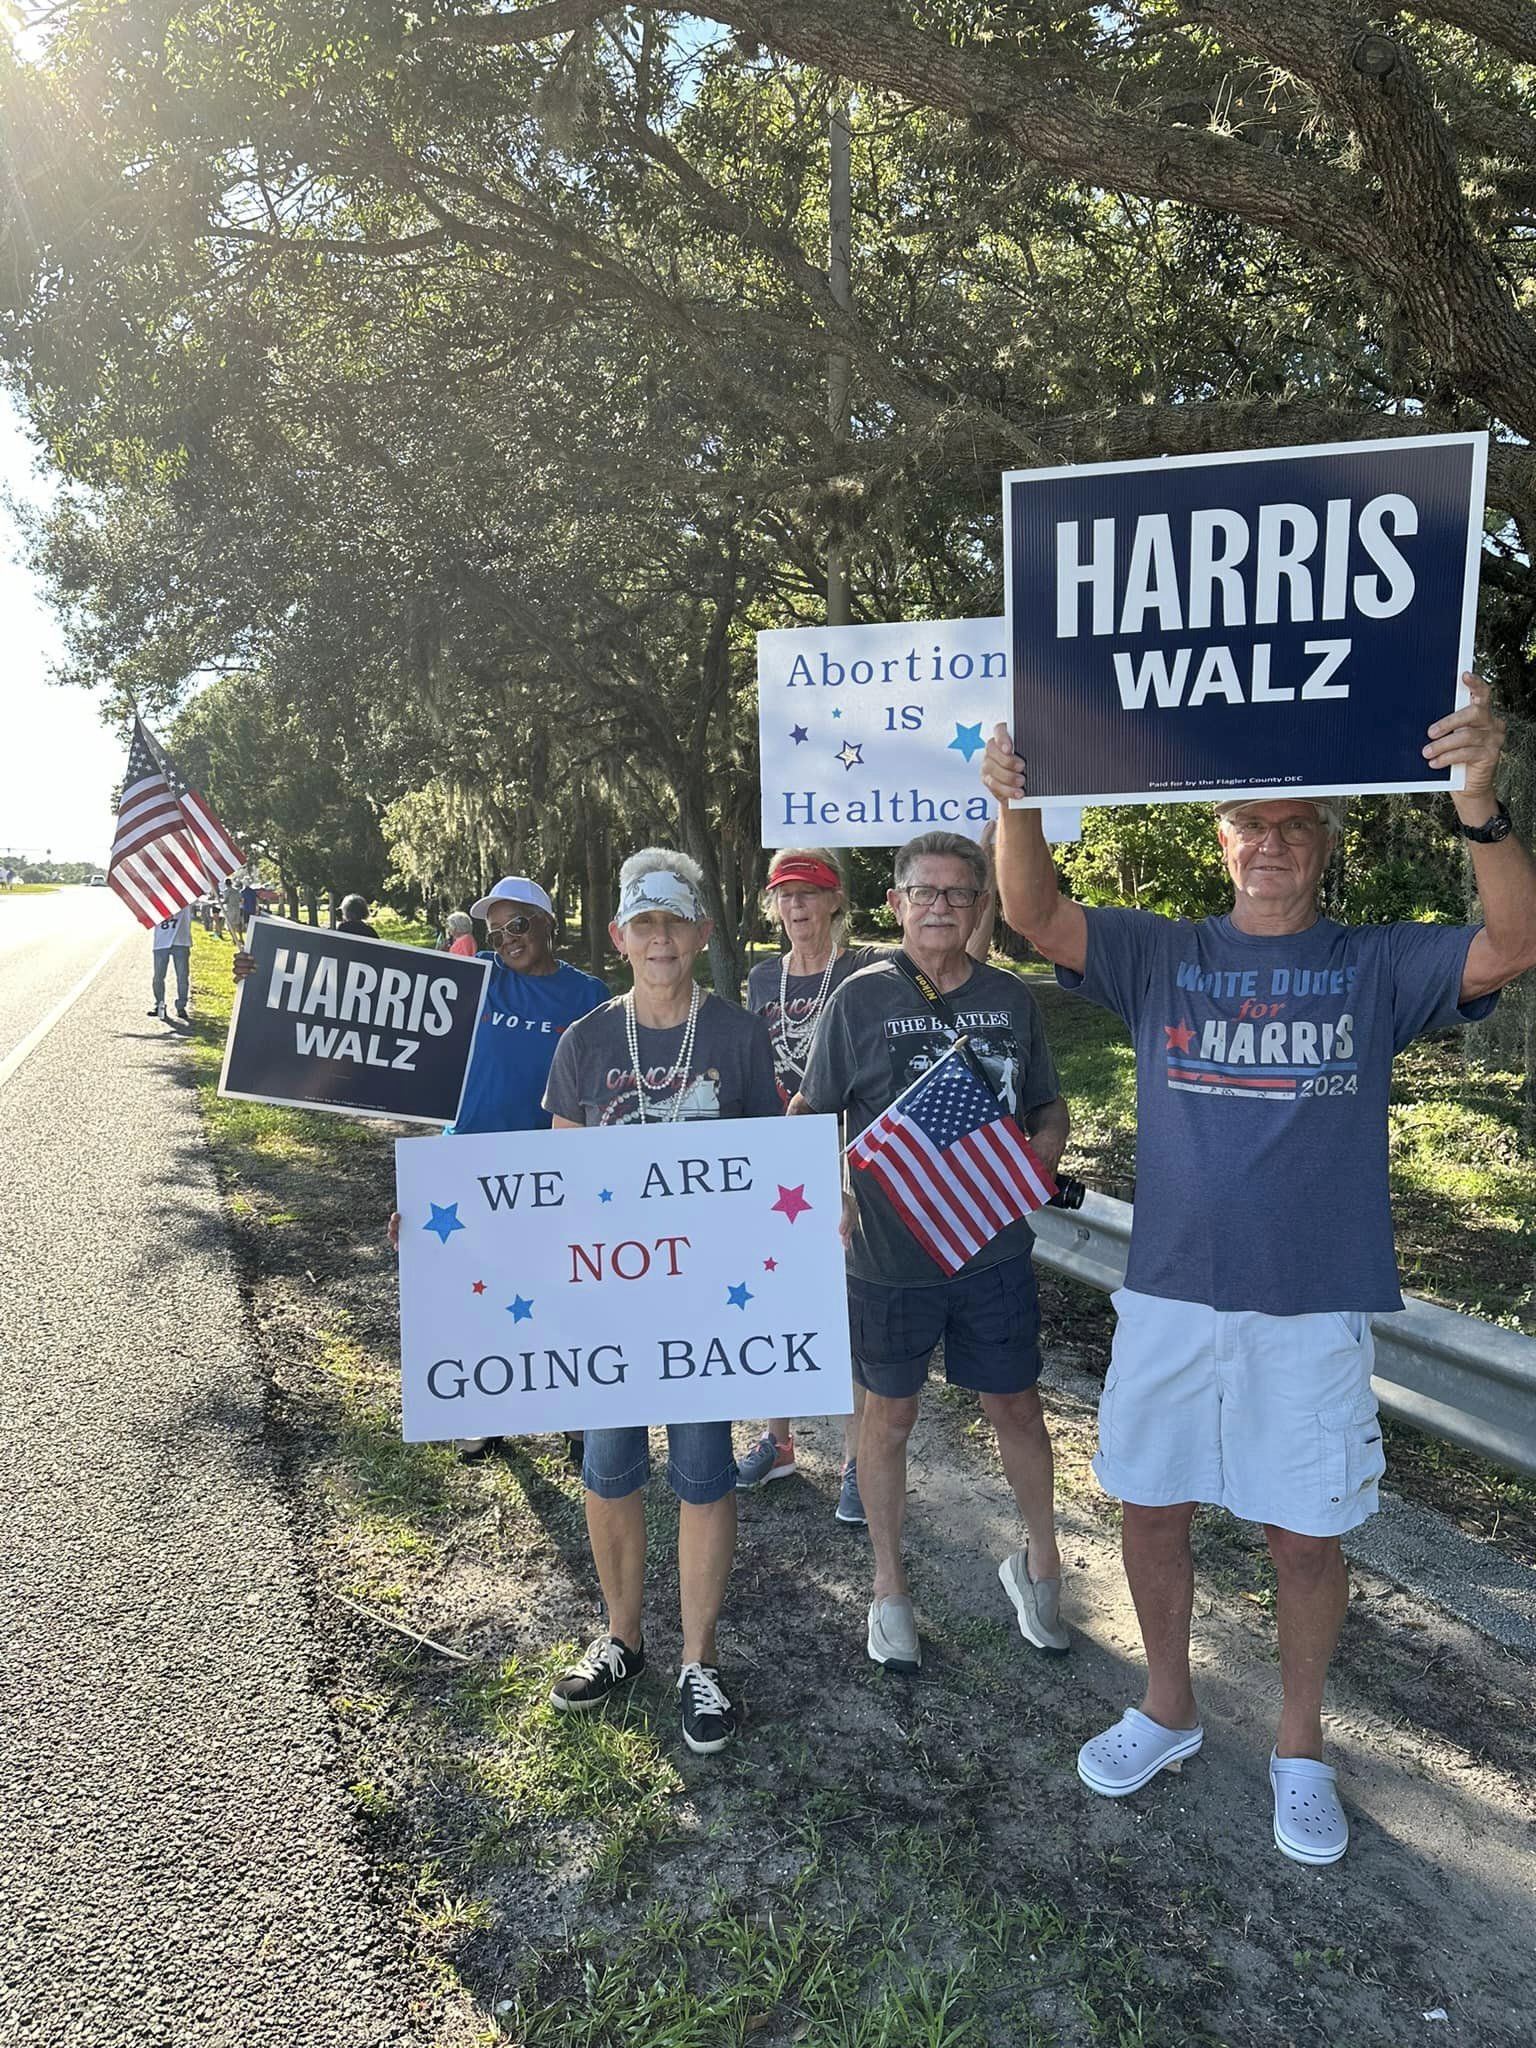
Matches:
[443,911,478,957]
[335,893,378,938]
[148,905,193,1021]
[223,878,244,942]
[239,878,260,931]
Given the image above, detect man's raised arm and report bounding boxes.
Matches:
[980,724,1088,975]
[1425,674,1536,1002]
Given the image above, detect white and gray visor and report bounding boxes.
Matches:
[615,871,706,927]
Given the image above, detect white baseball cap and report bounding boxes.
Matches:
[469,875,555,922]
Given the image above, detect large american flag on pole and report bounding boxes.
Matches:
[847,1041,1057,1275]
[107,718,245,928]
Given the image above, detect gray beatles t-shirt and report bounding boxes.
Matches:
[543,991,782,1125]
[800,957,1062,1286]
[746,943,888,1106]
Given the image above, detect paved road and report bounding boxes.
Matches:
[0,901,412,2047]
[0,887,130,1077]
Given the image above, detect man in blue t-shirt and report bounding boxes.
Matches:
[983,673,1536,1866]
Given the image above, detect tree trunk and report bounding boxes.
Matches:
[585,811,609,979]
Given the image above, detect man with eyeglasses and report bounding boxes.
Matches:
[981,673,1536,1866]
[791,830,1072,1678]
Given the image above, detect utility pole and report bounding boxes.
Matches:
[827,98,851,628]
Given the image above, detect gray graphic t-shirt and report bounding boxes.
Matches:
[800,957,1061,1286]
[543,992,781,1126]
[1062,908,1494,1313]
[747,944,887,1106]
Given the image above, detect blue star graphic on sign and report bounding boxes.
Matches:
[789,724,809,745]
[598,1188,614,1203]
[507,1295,535,1322]
[948,722,985,763]
[831,707,843,719]
[424,1203,465,1244]
[836,741,863,771]
[726,1282,753,1310]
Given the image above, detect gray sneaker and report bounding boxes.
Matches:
[735,1431,795,1489]
[867,1595,921,1673]
[999,1549,1070,1655]
[835,1458,866,1525]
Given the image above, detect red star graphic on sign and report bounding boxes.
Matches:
[763,1257,778,1272]
[771,1184,812,1223]
[1163,1021,1195,1054]
[471,1280,487,1295]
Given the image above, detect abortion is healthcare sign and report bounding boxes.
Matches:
[395,1115,854,1441]
[1003,432,1487,806]
[758,617,1080,845]
[219,917,489,1124]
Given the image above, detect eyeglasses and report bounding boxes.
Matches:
[487,913,538,938]
[901,884,981,908]
[1227,816,1323,845]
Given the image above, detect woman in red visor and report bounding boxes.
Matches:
[738,849,888,1521]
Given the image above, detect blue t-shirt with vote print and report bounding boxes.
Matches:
[451,957,608,1136]
[1062,909,1495,1315]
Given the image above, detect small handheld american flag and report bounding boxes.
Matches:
[847,1040,1057,1275]
[108,718,245,929]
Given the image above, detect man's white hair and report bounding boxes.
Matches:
[618,846,706,891]
[1214,795,1346,839]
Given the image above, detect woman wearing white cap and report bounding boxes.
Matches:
[541,848,781,1755]
[451,876,608,1136]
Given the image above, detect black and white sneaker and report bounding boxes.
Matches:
[677,1662,736,1754]
[549,1634,645,1712]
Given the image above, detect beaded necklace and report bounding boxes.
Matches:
[623,984,702,1124]
[774,945,838,1081]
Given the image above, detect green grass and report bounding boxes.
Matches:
[0,882,60,895]
[499,1837,1205,2048]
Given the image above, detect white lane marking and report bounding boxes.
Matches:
[0,928,135,1092]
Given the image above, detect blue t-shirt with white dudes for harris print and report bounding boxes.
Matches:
[451,958,608,1136]
[1061,909,1495,1315]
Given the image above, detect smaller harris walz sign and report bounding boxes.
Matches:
[218,917,489,1124]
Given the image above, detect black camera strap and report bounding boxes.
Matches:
[889,951,997,1101]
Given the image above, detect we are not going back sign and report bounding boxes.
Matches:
[1003,432,1487,806]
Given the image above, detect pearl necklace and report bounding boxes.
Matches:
[624,984,702,1123]
[775,946,838,1078]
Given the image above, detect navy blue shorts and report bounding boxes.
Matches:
[849,1256,1043,1400]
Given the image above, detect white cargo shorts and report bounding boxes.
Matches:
[1094,1288,1386,1537]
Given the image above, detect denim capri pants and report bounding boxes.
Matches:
[581,1421,737,1506]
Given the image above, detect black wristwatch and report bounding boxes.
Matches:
[1457,799,1513,844]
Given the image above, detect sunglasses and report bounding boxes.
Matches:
[487,912,540,938]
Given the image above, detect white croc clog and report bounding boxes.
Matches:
[1270,1751,1349,1866]
[1077,1707,1203,1797]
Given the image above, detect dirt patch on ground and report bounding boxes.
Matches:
[215,1119,1536,2048]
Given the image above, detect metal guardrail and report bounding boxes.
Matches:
[1031,1191,1536,1480]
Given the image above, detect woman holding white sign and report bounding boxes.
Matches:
[542,848,781,1755]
